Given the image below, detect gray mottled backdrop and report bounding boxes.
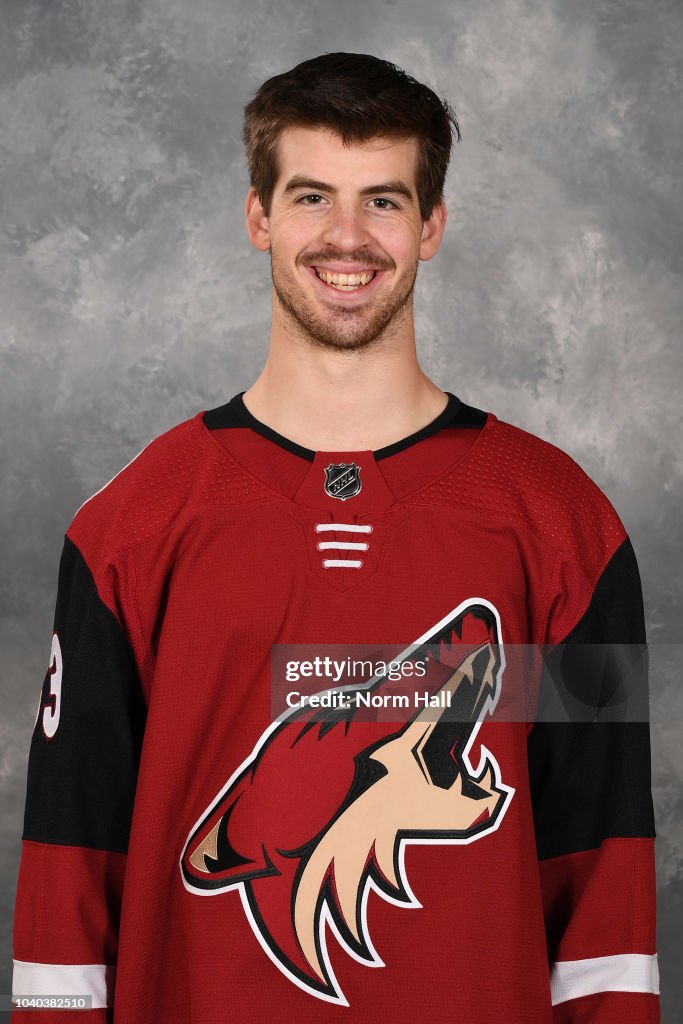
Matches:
[1,0,681,1017]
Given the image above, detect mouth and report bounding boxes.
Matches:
[305,265,386,301]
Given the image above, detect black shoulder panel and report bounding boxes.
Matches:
[527,534,656,860]
[23,535,147,853]
[203,394,248,431]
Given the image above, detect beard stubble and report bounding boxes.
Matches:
[269,251,420,353]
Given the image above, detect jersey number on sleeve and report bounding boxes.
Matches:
[38,632,63,738]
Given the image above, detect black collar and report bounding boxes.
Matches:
[203,391,487,463]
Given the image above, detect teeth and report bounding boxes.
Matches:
[315,268,376,289]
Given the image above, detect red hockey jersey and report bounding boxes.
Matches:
[11,391,660,1022]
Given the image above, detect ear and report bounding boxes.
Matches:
[245,187,271,252]
[418,198,448,261]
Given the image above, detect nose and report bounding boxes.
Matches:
[319,203,373,253]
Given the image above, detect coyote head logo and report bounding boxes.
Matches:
[180,599,514,1005]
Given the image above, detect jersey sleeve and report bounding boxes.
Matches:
[527,533,660,1022]
[11,533,147,1023]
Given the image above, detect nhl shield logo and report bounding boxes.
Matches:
[323,462,362,500]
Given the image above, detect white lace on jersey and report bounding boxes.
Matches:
[314,522,373,569]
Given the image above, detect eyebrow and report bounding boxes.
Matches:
[281,175,414,203]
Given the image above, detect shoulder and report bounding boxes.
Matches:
[65,410,207,568]
[479,411,627,568]
[409,400,628,571]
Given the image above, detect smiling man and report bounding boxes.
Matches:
[248,129,437,357]
[239,57,454,451]
[12,53,660,1023]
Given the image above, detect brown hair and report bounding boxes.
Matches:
[242,52,461,222]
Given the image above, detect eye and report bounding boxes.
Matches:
[296,194,398,209]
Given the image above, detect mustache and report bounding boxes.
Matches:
[302,255,391,270]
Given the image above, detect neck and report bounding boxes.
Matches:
[242,347,448,453]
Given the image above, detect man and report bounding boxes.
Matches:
[11,52,660,1022]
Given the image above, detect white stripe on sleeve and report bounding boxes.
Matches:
[12,960,116,1009]
[550,952,660,1005]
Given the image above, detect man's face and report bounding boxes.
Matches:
[246,126,446,353]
